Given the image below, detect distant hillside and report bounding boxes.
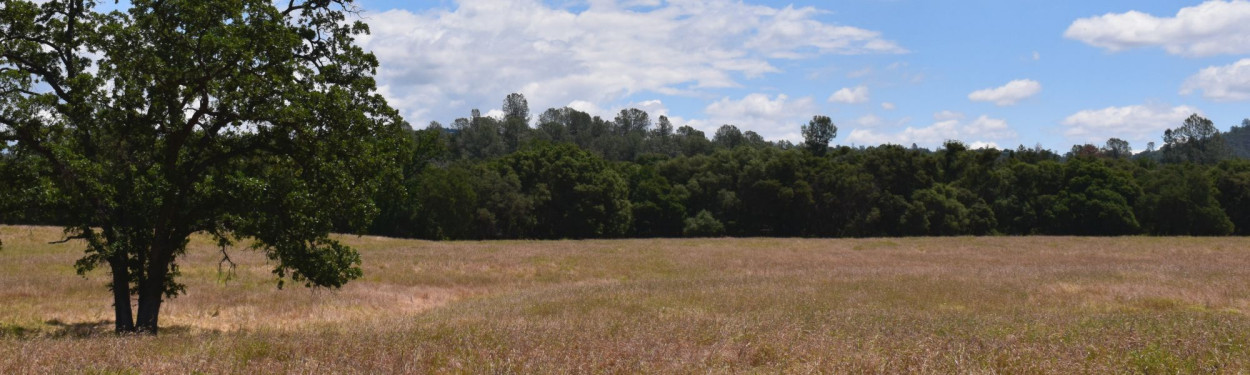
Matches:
[1136,120,1250,161]
[1226,122,1250,159]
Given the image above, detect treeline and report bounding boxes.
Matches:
[360,94,1250,239]
[6,93,1250,238]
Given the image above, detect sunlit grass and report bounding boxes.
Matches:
[3,225,1250,373]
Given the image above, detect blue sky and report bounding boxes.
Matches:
[352,0,1250,151]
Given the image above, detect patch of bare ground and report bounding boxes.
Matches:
[3,226,1250,373]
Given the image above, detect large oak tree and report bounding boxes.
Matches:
[1,0,406,334]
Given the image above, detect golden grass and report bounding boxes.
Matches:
[3,226,1250,373]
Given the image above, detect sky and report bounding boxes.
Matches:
[349,0,1250,151]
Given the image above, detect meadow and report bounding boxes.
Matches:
[2,225,1250,373]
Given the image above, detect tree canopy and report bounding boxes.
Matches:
[801,115,837,156]
[1,0,405,334]
[342,101,1250,241]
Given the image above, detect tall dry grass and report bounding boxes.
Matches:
[2,226,1249,373]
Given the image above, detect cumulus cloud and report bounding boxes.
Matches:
[963,116,1016,140]
[356,0,904,125]
[968,79,1042,106]
[845,113,1016,148]
[1062,104,1201,145]
[829,85,870,104]
[856,114,883,127]
[969,141,1001,150]
[1064,0,1250,57]
[880,102,895,110]
[563,98,679,125]
[692,93,817,141]
[933,110,965,121]
[1181,58,1250,101]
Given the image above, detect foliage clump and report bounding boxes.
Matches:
[683,210,725,237]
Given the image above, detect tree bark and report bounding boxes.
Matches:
[134,267,166,335]
[108,253,135,334]
[135,235,175,335]
[134,287,163,334]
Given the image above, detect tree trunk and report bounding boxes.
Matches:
[134,238,173,335]
[108,253,135,334]
[134,272,166,335]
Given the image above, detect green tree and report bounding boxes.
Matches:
[621,163,687,237]
[495,143,632,238]
[0,0,405,334]
[1103,138,1132,159]
[990,160,1064,235]
[1213,160,1250,234]
[643,115,679,156]
[683,210,725,237]
[674,125,713,156]
[0,143,60,224]
[735,148,813,236]
[409,165,479,240]
[713,124,745,149]
[1221,119,1250,159]
[607,108,649,161]
[801,115,837,156]
[902,184,995,236]
[454,111,507,159]
[1044,159,1141,235]
[1162,114,1229,164]
[502,93,530,123]
[1136,164,1233,235]
[368,127,447,238]
[501,93,531,154]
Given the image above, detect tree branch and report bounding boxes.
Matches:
[281,0,310,17]
[1,53,72,104]
[61,0,83,81]
[49,233,91,244]
[217,242,237,282]
[0,34,64,56]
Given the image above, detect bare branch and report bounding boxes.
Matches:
[281,0,310,17]
[49,234,91,245]
[217,242,237,282]
[184,90,210,132]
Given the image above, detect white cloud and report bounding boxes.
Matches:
[483,109,506,120]
[1064,0,1250,57]
[357,0,904,125]
[1032,51,1041,61]
[693,93,816,141]
[968,79,1042,106]
[566,100,606,117]
[829,85,870,104]
[1062,104,1201,145]
[562,98,678,125]
[845,113,1016,148]
[933,110,965,121]
[880,102,895,110]
[969,141,1001,150]
[964,115,1016,140]
[1181,58,1250,101]
[856,114,883,127]
[631,99,671,118]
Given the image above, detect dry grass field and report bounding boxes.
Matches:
[2,225,1250,373]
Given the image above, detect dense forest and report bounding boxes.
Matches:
[6,93,1250,239]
